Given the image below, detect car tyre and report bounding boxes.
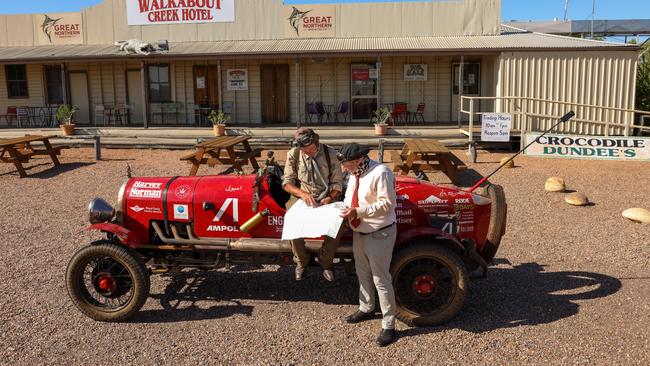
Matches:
[391,242,468,327]
[481,184,507,262]
[66,241,150,322]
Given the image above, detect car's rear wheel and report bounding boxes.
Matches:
[391,242,468,327]
[66,241,150,322]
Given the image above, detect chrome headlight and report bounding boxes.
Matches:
[88,198,115,224]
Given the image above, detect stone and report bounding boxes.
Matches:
[500,157,515,168]
[545,176,565,192]
[565,192,589,206]
[622,208,650,224]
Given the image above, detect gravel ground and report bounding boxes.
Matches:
[0,147,648,365]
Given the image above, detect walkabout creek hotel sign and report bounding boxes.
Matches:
[127,0,235,25]
[525,133,650,161]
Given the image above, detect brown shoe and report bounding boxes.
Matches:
[376,329,396,347]
[295,266,305,281]
[345,310,374,324]
[323,269,334,282]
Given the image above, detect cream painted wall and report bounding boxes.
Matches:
[0,0,501,47]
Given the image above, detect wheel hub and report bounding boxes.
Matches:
[412,274,436,296]
[96,273,117,293]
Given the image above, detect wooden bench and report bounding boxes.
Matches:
[181,135,261,176]
[392,139,467,184]
[0,135,67,177]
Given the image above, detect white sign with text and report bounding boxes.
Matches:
[127,0,235,25]
[481,113,512,142]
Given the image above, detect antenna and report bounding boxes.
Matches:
[563,0,569,21]
[591,0,595,39]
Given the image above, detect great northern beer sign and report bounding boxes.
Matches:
[525,133,650,161]
[127,0,235,25]
[284,5,336,38]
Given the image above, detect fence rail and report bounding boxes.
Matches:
[460,96,650,142]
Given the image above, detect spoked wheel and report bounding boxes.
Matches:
[66,241,150,322]
[391,242,468,327]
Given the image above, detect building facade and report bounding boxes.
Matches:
[0,0,639,130]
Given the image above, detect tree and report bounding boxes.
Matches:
[637,42,650,113]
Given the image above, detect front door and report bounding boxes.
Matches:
[260,64,289,124]
[193,65,220,108]
[69,72,89,125]
[126,70,144,125]
[451,62,480,123]
[351,64,378,121]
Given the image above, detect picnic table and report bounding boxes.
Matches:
[0,135,66,177]
[391,138,467,184]
[181,135,262,176]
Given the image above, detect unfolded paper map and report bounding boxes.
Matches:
[281,200,345,240]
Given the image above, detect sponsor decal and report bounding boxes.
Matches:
[418,195,448,205]
[396,209,413,216]
[129,181,163,199]
[212,198,239,223]
[225,185,243,193]
[525,133,650,161]
[130,205,145,213]
[455,198,470,204]
[460,225,474,233]
[129,205,161,214]
[207,225,239,232]
[454,204,474,211]
[397,217,414,224]
[173,204,189,220]
[397,194,410,201]
[267,216,284,232]
[127,0,235,25]
[174,185,191,199]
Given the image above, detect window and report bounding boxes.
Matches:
[5,65,28,98]
[148,64,171,102]
[45,66,64,104]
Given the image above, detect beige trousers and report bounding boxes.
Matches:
[353,224,397,330]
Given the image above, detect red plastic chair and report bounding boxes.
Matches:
[392,103,408,125]
[0,107,17,128]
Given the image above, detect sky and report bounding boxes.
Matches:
[0,0,648,22]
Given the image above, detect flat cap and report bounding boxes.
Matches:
[338,143,370,162]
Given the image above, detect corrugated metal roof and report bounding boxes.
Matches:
[0,27,637,62]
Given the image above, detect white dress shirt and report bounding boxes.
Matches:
[343,160,397,233]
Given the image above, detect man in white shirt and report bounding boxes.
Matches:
[339,143,398,347]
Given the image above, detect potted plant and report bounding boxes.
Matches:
[372,107,391,136]
[208,109,230,136]
[56,104,79,136]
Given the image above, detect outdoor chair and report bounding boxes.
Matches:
[16,107,31,128]
[392,102,409,125]
[0,106,17,128]
[333,101,349,123]
[315,102,329,123]
[94,105,107,126]
[150,103,164,125]
[305,102,321,124]
[409,103,426,125]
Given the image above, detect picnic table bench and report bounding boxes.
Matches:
[181,135,262,176]
[391,138,467,184]
[0,135,68,177]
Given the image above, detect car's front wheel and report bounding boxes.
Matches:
[391,242,468,327]
[66,241,150,322]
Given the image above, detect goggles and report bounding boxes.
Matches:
[290,133,316,148]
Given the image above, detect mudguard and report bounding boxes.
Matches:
[84,223,141,248]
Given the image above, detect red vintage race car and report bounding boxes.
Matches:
[66,159,507,327]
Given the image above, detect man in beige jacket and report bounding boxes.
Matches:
[282,128,343,282]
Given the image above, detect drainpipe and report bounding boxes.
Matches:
[141,61,148,129]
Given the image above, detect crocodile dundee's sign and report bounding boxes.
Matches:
[35,13,83,45]
[525,133,650,161]
[284,5,336,38]
[127,0,235,25]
